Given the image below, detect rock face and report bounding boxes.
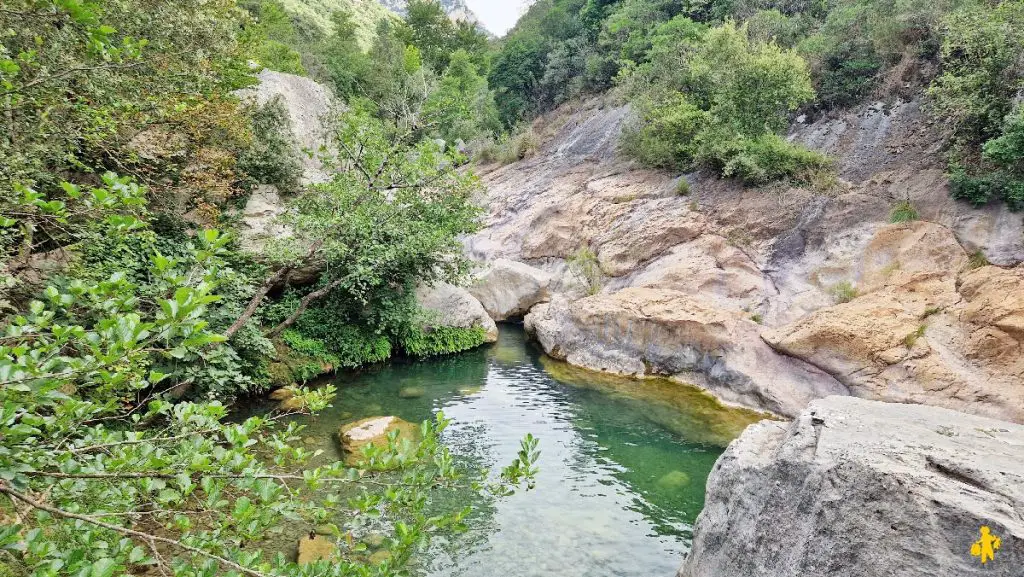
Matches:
[467,96,1024,421]
[680,396,1024,577]
[526,290,846,417]
[416,282,499,343]
[338,416,419,466]
[468,259,552,321]
[237,69,337,185]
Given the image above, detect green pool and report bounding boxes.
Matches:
[276,326,764,577]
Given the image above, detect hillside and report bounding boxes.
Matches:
[280,0,394,44]
[379,0,478,21]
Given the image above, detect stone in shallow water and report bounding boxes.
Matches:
[398,386,426,399]
[656,470,691,489]
[337,416,419,466]
[297,534,335,564]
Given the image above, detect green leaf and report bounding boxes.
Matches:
[89,558,118,577]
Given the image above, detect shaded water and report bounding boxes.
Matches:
[285,326,764,577]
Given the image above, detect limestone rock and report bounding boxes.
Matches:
[525,289,846,417]
[237,69,337,185]
[338,416,419,466]
[297,534,336,564]
[680,396,1024,577]
[764,232,1024,423]
[416,282,499,343]
[468,259,552,321]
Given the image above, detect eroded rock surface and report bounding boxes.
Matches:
[680,396,1024,577]
[468,259,552,321]
[526,290,846,417]
[470,97,1024,421]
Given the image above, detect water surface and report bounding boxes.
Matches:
[289,326,764,577]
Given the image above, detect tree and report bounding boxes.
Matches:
[0,176,537,577]
[321,10,373,99]
[423,50,501,144]
[226,104,481,340]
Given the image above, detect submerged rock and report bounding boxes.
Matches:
[297,534,336,564]
[269,387,295,401]
[398,386,426,399]
[338,416,419,466]
[656,470,691,490]
[415,282,499,343]
[680,396,1024,577]
[468,259,552,321]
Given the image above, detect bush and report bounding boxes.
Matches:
[890,201,920,223]
[237,96,304,194]
[677,179,692,195]
[829,281,859,304]
[401,326,488,358]
[568,246,604,295]
[622,21,829,185]
[709,132,833,185]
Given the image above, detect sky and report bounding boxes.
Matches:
[464,0,533,36]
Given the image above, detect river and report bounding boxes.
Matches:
[275,326,764,577]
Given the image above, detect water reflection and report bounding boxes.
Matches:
[285,326,765,577]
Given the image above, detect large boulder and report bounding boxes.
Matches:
[468,259,552,321]
[237,69,337,185]
[525,289,846,417]
[680,396,1024,577]
[416,282,499,343]
[338,416,419,466]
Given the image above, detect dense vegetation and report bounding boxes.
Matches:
[1,0,1023,574]
[0,2,536,577]
[486,0,1024,201]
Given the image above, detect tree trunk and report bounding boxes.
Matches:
[224,239,325,340]
[264,278,344,338]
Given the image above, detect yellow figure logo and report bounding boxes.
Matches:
[971,526,1001,565]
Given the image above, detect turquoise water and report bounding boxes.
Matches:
[281,326,764,577]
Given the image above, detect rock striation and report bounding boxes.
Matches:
[679,396,1024,577]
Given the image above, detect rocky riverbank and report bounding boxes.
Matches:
[465,97,1024,423]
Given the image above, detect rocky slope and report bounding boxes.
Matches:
[678,396,1024,577]
[467,97,1024,421]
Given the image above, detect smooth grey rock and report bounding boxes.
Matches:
[680,397,1024,577]
[468,259,552,321]
[416,282,499,343]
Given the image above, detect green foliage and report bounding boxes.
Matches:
[0,0,255,197]
[677,179,692,195]
[623,21,829,184]
[237,96,305,194]
[401,326,489,358]
[568,246,604,295]
[967,250,990,271]
[423,50,502,144]
[398,0,490,73]
[829,281,859,304]
[904,324,927,348]
[476,129,541,165]
[890,201,920,223]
